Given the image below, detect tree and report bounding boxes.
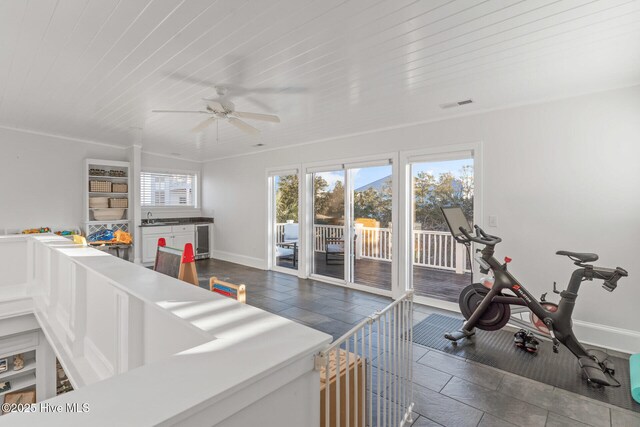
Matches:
[354,177,392,227]
[275,174,332,223]
[274,166,473,231]
[324,180,344,223]
[275,175,299,223]
[413,167,474,231]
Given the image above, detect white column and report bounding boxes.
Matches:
[127,143,142,264]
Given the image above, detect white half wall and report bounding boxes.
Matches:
[202,85,640,350]
[0,127,126,232]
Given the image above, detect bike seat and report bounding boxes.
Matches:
[556,250,598,263]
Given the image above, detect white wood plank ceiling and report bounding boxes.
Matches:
[0,0,638,161]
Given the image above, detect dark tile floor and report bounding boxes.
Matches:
[195,258,640,427]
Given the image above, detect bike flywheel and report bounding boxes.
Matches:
[459,283,511,331]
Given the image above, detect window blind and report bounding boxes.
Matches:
[140,172,196,207]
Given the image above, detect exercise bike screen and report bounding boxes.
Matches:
[441,206,472,238]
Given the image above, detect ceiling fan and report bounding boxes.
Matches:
[152,87,280,135]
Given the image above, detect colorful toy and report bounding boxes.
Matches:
[88,229,114,242]
[22,227,51,234]
[54,230,77,236]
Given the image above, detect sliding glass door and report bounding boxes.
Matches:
[410,155,474,301]
[310,161,393,291]
[351,164,392,291]
[270,171,299,273]
[312,170,345,280]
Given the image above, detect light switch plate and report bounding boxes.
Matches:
[488,215,498,227]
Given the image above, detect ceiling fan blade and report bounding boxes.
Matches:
[191,117,217,133]
[233,111,280,123]
[203,100,224,112]
[152,110,209,114]
[228,117,260,135]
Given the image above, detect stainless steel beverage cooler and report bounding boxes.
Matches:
[195,224,210,260]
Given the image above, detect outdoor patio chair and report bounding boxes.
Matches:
[325,235,357,265]
[276,223,298,266]
[275,242,297,266]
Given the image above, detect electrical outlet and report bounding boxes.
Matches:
[488,215,498,227]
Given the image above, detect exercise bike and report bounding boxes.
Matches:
[440,206,628,387]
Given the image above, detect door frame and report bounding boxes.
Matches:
[266,165,302,277]
[399,141,483,310]
[302,152,398,297]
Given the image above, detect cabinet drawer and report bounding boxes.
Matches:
[142,226,172,235]
[172,225,194,233]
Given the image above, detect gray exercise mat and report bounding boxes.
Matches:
[412,313,639,413]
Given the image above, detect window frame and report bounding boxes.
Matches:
[140,168,200,209]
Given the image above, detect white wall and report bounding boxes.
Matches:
[0,127,126,232]
[141,152,203,219]
[202,86,640,348]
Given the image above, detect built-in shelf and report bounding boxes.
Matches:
[0,358,36,382]
[0,372,36,397]
[88,175,128,180]
[86,220,130,225]
[88,192,128,195]
[85,159,132,237]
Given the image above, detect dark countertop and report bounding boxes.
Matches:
[140,217,214,227]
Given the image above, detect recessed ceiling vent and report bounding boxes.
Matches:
[439,99,473,109]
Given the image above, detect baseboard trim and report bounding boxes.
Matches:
[210,250,265,270]
[573,319,639,355]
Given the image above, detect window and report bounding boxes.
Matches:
[141,171,196,207]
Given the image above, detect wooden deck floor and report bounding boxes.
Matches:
[276,252,470,302]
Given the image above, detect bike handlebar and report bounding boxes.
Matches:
[601,267,628,292]
[458,225,502,246]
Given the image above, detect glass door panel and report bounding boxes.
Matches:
[411,157,473,301]
[312,170,345,280]
[350,164,392,291]
[273,174,299,271]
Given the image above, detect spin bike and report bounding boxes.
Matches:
[440,206,628,387]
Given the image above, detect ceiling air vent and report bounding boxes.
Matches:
[439,99,473,109]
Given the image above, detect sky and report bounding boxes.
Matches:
[274,158,473,191]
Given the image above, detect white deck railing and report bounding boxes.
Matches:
[276,223,470,273]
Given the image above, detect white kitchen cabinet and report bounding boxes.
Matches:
[172,232,194,254]
[142,225,195,264]
[143,234,168,262]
